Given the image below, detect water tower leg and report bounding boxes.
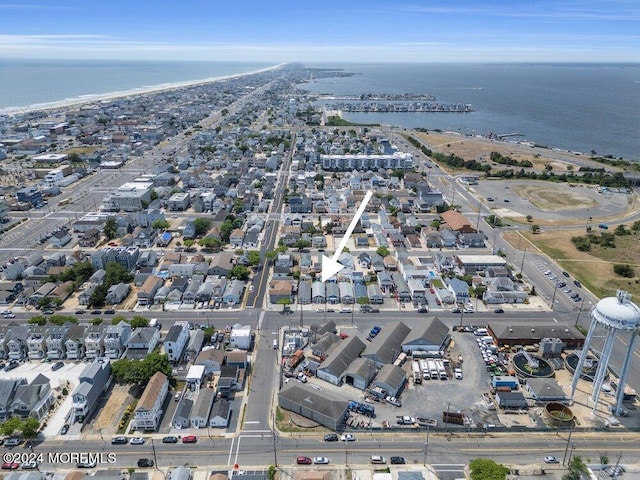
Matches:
[570,316,598,398]
[591,329,616,414]
[613,332,638,415]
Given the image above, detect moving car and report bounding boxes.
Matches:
[182,435,197,443]
[340,433,355,442]
[544,456,559,464]
[493,308,504,314]
[573,280,582,288]
[390,457,406,465]
[296,456,312,465]
[91,310,102,315]
[562,271,570,278]
[162,436,178,444]
[313,457,330,465]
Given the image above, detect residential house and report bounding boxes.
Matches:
[137,275,164,306]
[209,398,231,428]
[11,374,54,421]
[311,282,325,304]
[27,326,48,360]
[367,284,383,304]
[105,282,130,305]
[71,359,112,423]
[222,280,244,305]
[190,388,215,428]
[325,282,340,304]
[195,348,225,375]
[208,253,235,277]
[269,280,292,305]
[84,325,105,360]
[172,398,193,429]
[181,276,202,304]
[392,272,411,302]
[440,210,476,234]
[50,229,72,248]
[184,330,205,363]
[377,271,394,293]
[6,325,30,360]
[338,282,354,304]
[164,324,189,363]
[126,327,160,359]
[79,229,100,248]
[132,371,169,431]
[448,277,470,304]
[45,325,71,360]
[229,229,245,248]
[298,281,311,304]
[65,324,87,360]
[103,321,132,359]
[0,379,26,421]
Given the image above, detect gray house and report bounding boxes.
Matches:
[71,360,112,424]
[172,398,193,429]
[190,389,215,428]
[209,398,231,428]
[105,282,130,305]
[297,281,311,305]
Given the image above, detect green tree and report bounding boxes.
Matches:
[111,315,128,325]
[103,218,117,240]
[28,316,47,326]
[613,264,635,278]
[293,239,311,250]
[430,219,441,229]
[469,458,510,480]
[614,224,631,236]
[276,297,292,312]
[230,265,250,281]
[193,218,211,237]
[376,246,390,257]
[357,297,370,305]
[20,418,40,440]
[150,189,159,201]
[130,316,149,328]
[152,219,170,230]
[112,353,171,385]
[526,215,533,222]
[199,237,222,251]
[246,251,261,266]
[530,224,540,234]
[562,455,588,480]
[0,417,22,437]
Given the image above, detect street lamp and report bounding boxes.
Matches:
[519,247,527,275]
[423,425,430,466]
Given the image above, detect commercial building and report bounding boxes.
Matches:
[278,383,348,431]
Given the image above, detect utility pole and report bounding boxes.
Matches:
[519,248,527,275]
[551,280,559,311]
[272,411,278,467]
[423,425,430,466]
[575,298,587,327]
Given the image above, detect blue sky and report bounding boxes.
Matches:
[0,0,638,62]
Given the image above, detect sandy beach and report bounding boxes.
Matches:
[0,63,285,117]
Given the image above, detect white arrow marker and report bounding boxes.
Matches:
[321,190,373,282]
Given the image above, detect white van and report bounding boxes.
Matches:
[273,339,278,349]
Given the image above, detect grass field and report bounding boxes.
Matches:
[512,184,597,212]
[506,229,640,299]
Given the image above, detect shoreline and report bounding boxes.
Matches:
[0,63,285,117]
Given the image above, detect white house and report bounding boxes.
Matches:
[190,388,215,428]
[126,327,160,359]
[163,323,189,363]
[230,324,252,350]
[132,371,169,431]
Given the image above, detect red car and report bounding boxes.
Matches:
[181,435,197,444]
[296,456,312,465]
[2,462,20,470]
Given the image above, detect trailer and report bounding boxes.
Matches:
[287,350,305,369]
[419,360,429,379]
[427,360,438,379]
[412,361,423,384]
[416,417,438,428]
[442,411,466,425]
[436,360,448,380]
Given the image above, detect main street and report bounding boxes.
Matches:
[25,431,640,470]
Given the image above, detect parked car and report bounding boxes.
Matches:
[91,310,102,315]
[182,435,197,443]
[129,437,145,445]
[4,361,19,372]
[323,433,339,442]
[21,462,38,470]
[42,310,54,315]
[76,461,97,469]
[340,433,355,442]
[385,396,402,407]
[544,456,559,464]
[296,456,312,465]
[4,437,21,447]
[370,456,386,465]
[493,308,504,314]
[111,436,128,445]
[75,310,86,315]
[390,457,406,465]
[2,463,20,470]
[104,309,115,314]
[2,313,15,318]
[162,436,178,444]
[313,457,330,465]
[137,459,154,468]
[60,424,69,435]
[52,361,64,371]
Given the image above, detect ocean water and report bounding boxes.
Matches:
[0,59,273,112]
[300,63,640,161]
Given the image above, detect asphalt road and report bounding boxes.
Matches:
[15,431,640,470]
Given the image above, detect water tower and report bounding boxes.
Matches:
[570,290,640,415]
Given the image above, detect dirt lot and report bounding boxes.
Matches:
[512,184,597,212]
[505,229,640,299]
[90,384,140,434]
[414,131,600,173]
